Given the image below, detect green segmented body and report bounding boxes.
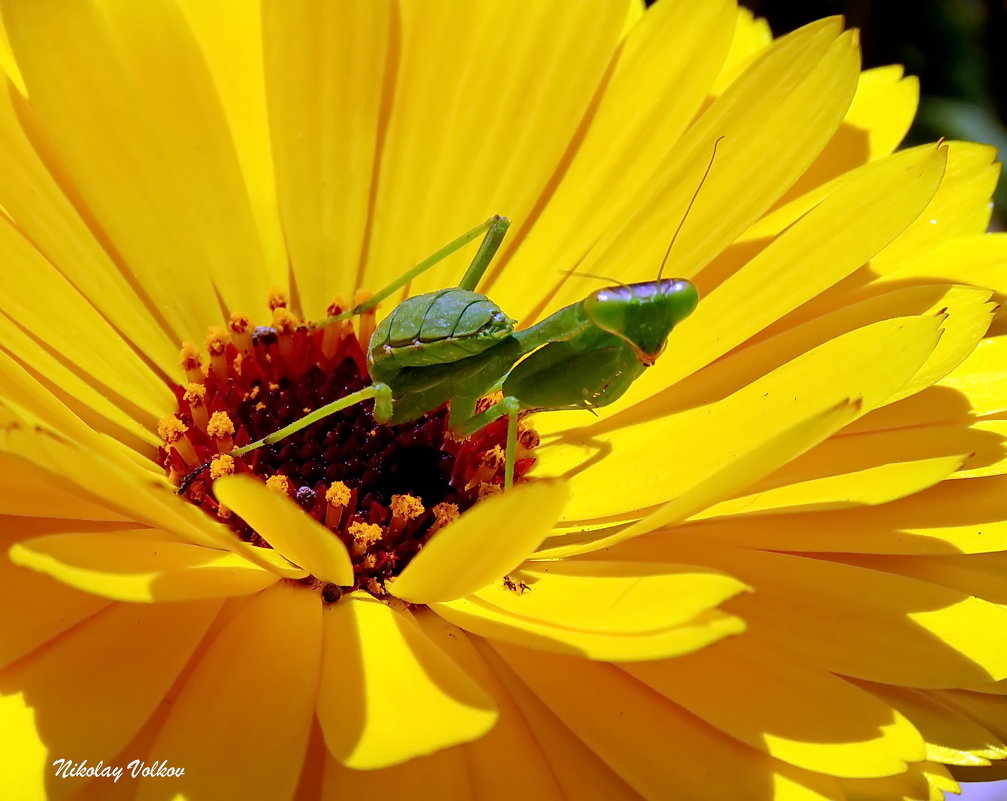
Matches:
[368,288,515,382]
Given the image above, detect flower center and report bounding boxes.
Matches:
[158,291,538,600]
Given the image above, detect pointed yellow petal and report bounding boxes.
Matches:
[410,609,567,800]
[697,474,1007,555]
[317,596,497,770]
[214,474,353,585]
[640,144,947,401]
[540,315,940,522]
[0,539,110,671]
[525,20,859,326]
[263,0,393,316]
[0,599,219,799]
[711,7,772,93]
[0,80,178,371]
[0,450,126,521]
[9,532,278,603]
[839,761,957,801]
[694,453,963,519]
[366,0,630,300]
[625,636,926,778]
[139,585,321,801]
[612,538,1007,687]
[490,0,736,313]
[433,595,744,663]
[475,640,643,800]
[536,399,859,559]
[390,480,567,604]
[495,643,844,801]
[179,0,287,290]
[779,66,919,203]
[2,0,271,338]
[322,749,471,801]
[857,682,1007,767]
[474,560,749,634]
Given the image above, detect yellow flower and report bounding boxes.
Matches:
[0,1,1005,800]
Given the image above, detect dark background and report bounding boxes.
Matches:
[645,0,1007,217]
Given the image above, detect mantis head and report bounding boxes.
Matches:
[582,278,698,366]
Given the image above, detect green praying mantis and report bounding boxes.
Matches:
[186,141,723,492]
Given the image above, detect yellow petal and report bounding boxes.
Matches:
[609,538,1007,687]
[0,215,174,426]
[624,636,926,777]
[0,450,126,521]
[758,420,1007,488]
[179,0,288,290]
[0,538,110,671]
[0,79,178,371]
[641,144,947,401]
[536,399,859,559]
[410,609,568,800]
[495,642,845,801]
[524,20,859,327]
[0,599,219,800]
[262,0,393,316]
[778,65,919,204]
[474,639,643,800]
[322,749,471,801]
[9,531,278,603]
[2,0,271,338]
[214,474,353,585]
[139,585,321,801]
[856,682,1007,767]
[711,7,772,93]
[697,474,1007,555]
[650,284,978,425]
[694,454,963,520]
[317,595,497,770]
[871,142,999,269]
[489,0,736,312]
[365,0,631,300]
[839,761,958,801]
[390,480,567,604]
[433,595,744,662]
[473,560,749,634]
[539,315,940,522]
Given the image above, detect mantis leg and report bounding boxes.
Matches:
[317,215,510,327]
[452,396,521,489]
[231,383,393,457]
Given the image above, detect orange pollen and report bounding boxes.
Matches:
[268,287,288,310]
[183,383,206,407]
[326,482,351,508]
[391,493,425,521]
[206,411,235,439]
[161,291,539,602]
[265,474,292,495]
[272,307,298,334]
[179,342,202,371]
[205,327,230,356]
[228,312,251,334]
[326,296,349,317]
[158,416,188,444]
[210,454,235,480]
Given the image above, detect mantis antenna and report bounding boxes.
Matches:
[560,268,629,287]
[657,135,725,280]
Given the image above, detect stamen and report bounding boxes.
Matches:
[161,290,539,601]
[206,411,235,453]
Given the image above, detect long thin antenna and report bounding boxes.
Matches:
[658,135,725,280]
[559,268,628,287]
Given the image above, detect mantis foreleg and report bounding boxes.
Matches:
[452,396,521,489]
[317,215,510,327]
[231,383,393,458]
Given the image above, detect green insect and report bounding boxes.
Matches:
[184,140,723,493]
[218,214,697,490]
